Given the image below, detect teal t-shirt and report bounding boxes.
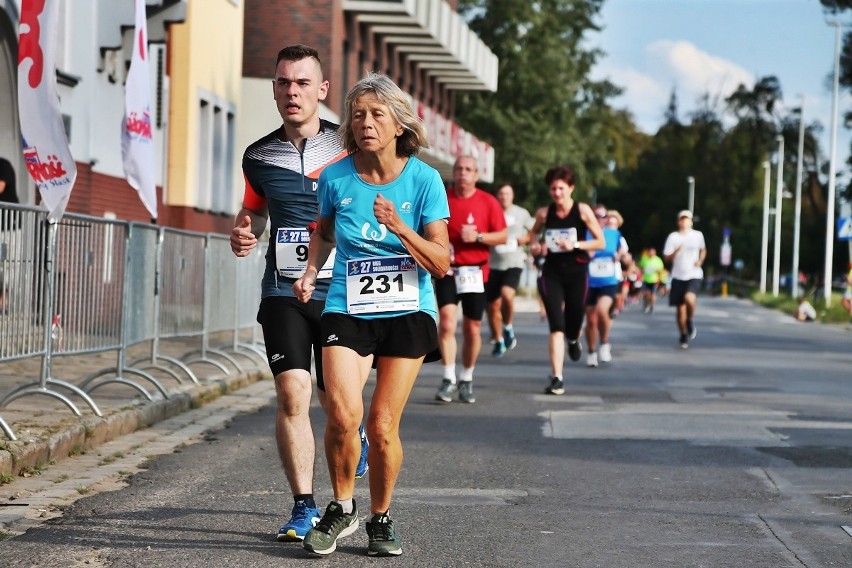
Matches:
[318,155,449,319]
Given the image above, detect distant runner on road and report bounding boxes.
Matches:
[663,210,706,349]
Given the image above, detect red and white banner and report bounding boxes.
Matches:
[121,0,157,219]
[17,0,77,221]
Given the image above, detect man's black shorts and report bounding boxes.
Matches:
[434,274,487,321]
[669,279,701,306]
[485,267,523,302]
[257,296,325,389]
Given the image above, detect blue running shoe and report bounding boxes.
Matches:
[503,328,517,351]
[355,424,369,479]
[277,500,320,542]
[491,339,506,357]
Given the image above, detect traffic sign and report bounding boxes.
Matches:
[838,216,852,241]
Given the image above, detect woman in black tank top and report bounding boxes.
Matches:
[527,165,604,396]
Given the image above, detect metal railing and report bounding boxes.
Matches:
[0,204,266,440]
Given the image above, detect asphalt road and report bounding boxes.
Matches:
[1,296,851,567]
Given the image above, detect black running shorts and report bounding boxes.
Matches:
[433,274,487,321]
[257,296,325,389]
[320,311,441,363]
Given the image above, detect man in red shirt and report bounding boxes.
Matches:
[434,156,507,404]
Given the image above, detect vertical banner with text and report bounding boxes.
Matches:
[121,0,158,219]
[17,0,77,221]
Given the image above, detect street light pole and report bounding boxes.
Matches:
[824,20,841,307]
[760,161,770,294]
[687,176,695,214]
[792,96,805,299]
[772,134,784,297]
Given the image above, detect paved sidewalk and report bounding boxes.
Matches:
[0,333,272,482]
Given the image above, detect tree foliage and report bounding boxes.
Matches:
[456,1,845,281]
[455,0,636,207]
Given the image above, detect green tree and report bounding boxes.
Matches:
[456,0,630,208]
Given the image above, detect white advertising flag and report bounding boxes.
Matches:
[17,0,77,222]
[121,0,158,219]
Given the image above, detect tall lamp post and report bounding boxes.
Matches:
[824,20,841,307]
[772,134,784,297]
[760,161,771,294]
[687,176,695,214]
[791,96,805,299]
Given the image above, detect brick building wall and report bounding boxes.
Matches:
[66,163,233,234]
[243,0,345,113]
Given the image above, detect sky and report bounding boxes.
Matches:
[589,0,851,169]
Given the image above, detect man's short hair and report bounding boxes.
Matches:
[276,45,322,70]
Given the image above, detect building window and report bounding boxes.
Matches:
[196,91,235,214]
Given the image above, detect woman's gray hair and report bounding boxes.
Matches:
[339,72,430,156]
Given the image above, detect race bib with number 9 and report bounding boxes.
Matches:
[276,228,335,279]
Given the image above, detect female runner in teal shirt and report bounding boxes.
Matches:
[293,73,450,558]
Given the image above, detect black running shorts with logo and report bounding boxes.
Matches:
[321,312,441,363]
[257,296,325,390]
[485,267,523,302]
[669,278,702,306]
[433,274,487,321]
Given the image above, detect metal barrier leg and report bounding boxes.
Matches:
[78,367,169,400]
[182,349,236,375]
[130,362,185,385]
[0,414,17,441]
[0,387,84,417]
[231,343,267,366]
[154,355,201,384]
[183,355,231,376]
[130,355,200,385]
[0,379,103,417]
[83,377,154,402]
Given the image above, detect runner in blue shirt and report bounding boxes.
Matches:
[584,203,627,367]
[293,73,449,558]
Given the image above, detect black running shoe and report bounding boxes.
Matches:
[679,333,688,349]
[687,320,697,340]
[568,340,582,362]
[366,513,402,557]
[545,376,565,395]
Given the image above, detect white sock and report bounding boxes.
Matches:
[335,497,354,514]
[443,365,456,383]
[503,324,513,333]
[460,367,474,382]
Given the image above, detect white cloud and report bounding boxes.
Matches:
[647,40,754,98]
[593,40,757,133]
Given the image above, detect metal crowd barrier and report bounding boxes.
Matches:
[0,204,267,440]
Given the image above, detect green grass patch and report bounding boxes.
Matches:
[97,451,125,466]
[18,461,47,478]
[0,472,13,485]
[751,291,851,324]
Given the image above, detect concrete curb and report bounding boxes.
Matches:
[0,369,271,480]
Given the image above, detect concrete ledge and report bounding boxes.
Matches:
[0,369,271,479]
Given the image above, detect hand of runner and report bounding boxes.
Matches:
[230,215,257,257]
[374,193,401,233]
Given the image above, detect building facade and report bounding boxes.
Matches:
[0,0,497,233]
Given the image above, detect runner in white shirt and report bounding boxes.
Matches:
[662,210,706,349]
